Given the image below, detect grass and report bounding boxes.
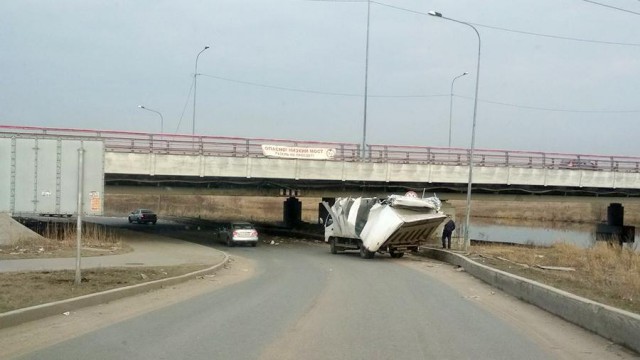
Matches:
[469,242,640,314]
[0,265,209,313]
[448,200,640,225]
[1,220,207,314]
[106,194,323,223]
[0,222,129,260]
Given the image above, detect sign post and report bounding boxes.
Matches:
[75,147,84,286]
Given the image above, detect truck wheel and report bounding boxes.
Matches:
[360,245,374,259]
[330,237,338,254]
[390,251,405,259]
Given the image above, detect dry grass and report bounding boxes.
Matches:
[449,200,640,225]
[0,222,128,259]
[471,242,640,314]
[106,194,323,223]
[0,265,208,313]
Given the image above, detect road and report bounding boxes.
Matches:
[2,220,636,360]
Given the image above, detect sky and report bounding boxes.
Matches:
[1,0,639,156]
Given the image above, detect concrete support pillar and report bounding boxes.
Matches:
[283,197,302,228]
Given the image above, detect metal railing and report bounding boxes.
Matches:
[2,125,639,173]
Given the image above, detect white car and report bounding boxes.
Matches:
[216,222,259,247]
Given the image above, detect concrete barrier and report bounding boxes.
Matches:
[422,248,640,354]
[0,253,229,329]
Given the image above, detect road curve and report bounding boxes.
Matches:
[13,236,636,360]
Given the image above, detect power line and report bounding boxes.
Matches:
[370,1,640,47]
[469,23,640,47]
[199,72,640,113]
[454,94,640,113]
[199,73,448,98]
[580,0,640,16]
[175,77,195,133]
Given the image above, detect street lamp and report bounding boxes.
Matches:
[449,72,468,148]
[193,46,210,136]
[429,10,481,252]
[362,0,371,160]
[138,105,164,134]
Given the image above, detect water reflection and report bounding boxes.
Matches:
[468,217,639,251]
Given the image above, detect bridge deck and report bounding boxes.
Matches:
[2,125,640,196]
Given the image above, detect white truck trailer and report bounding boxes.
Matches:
[322,195,447,259]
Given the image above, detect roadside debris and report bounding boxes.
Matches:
[496,256,530,269]
[535,265,575,272]
[454,265,465,272]
[63,311,70,316]
[140,273,148,280]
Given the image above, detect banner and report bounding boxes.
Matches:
[262,144,336,160]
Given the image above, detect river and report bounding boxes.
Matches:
[466,218,639,251]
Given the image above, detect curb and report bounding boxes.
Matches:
[421,247,640,354]
[0,252,230,330]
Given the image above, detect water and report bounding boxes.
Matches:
[467,218,639,251]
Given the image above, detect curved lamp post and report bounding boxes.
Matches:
[429,11,481,252]
[138,105,164,134]
[193,46,210,136]
[449,72,468,148]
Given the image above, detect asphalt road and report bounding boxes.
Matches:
[8,219,637,360]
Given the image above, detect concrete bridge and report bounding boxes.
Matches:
[2,125,639,199]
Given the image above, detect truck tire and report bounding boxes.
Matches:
[360,244,375,259]
[390,251,405,259]
[330,237,338,254]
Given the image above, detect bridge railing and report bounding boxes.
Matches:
[2,125,640,173]
[368,144,640,173]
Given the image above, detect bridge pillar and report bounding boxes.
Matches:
[283,197,302,228]
[596,203,635,245]
[318,197,335,224]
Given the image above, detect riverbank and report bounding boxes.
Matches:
[468,242,639,314]
[449,199,640,225]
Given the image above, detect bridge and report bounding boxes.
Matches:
[2,125,639,199]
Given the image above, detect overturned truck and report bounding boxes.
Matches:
[322,195,447,259]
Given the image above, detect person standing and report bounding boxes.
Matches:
[442,218,455,249]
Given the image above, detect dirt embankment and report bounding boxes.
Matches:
[106,194,323,223]
[107,193,640,227]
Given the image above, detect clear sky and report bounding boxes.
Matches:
[1,0,639,156]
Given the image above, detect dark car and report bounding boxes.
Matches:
[128,209,157,224]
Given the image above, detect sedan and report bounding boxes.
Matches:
[128,209,158,225]
[216,222,259,247]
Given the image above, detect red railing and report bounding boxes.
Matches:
[2,125,639,172]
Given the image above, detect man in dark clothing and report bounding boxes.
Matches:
[442,219,455,249]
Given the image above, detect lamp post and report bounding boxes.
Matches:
[138,105,164,134]
[361,0,371,160]
[448,72,468,148]
[429,11,481,252]
[193,46,210,136]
